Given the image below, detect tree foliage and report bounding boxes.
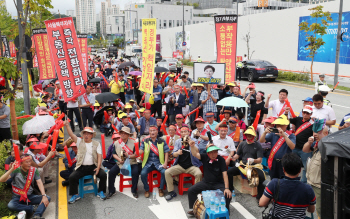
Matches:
[299,5,332,82]
[0,2,17,40]
[113,37,124,48]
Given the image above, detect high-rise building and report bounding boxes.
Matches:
[66,10,75,17]
[100,2,107,35]
[75,0,96,34]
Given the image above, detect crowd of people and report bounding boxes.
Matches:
[1,56,348,219]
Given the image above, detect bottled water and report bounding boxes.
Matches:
[17,211,26,219]
[231,190,236,203]
[221,197,226,211]
[104,167,108,172]
[152,190,157,200]
[210,197,215,211]
[214,198,220,213]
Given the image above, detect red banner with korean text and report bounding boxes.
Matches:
[32,29,56,80]
[77,34,88,72]
[45,17,87,102]
[214,15,238,83]
[140,19,157,94]
[9,41,16,57]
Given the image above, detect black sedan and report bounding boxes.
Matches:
[239,59,278,82]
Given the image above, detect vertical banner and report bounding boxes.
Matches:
[77,34,88,72]
[140,19,157,94]
[45,17,86,102]
[156,34,161,52]
[9,41,16,57]
[214,15,238,83]
[33,29,56,80]
[1,35,11,58]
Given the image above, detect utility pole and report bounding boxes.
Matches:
[17,0,30,115]
[182,0,185,59]
[334,0,343,86]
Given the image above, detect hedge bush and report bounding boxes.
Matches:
[183,59,194,66]
[277,71,310,82]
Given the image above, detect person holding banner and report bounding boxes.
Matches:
[265,89,292,118]
[190,117,209,153]
[259,115,296,179]
[55,81,67,118]
[64,121,107,203]
[79,85,95,128]
[1,154,51,218]
[139,125,170,198]
[108,127,141,199]
[60,142,77,186]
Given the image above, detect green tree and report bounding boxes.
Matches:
[113,37,124,49]
[299,6,332,82]
[0,2,17,40]
[193,3,199,8]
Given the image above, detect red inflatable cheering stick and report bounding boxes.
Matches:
[252,110,261,130]
[285,99,296,118]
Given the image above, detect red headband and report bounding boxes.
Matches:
[257,92,264,97]
[219,127,228,130]
[149,126,158,130]
[22,156,32,162]
[180,126,189,131]
[169,125,176,129]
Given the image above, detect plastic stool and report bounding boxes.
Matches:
[262,157,269,174]
[119,174,133,192]
[147,170,166,192]
[79,175,98,198]
[178,173,195,195]
[205,208,229,219]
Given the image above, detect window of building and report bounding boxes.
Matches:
[115,18,119,25]
[188,20,191,25]
[159,19,161,29]
[193,20,195,24]
[180,20,182,26]
[173,20,175,27]
[190,9,192,19]
[169,20,172,28]
[164,20,166,28]
[177,20,179,27]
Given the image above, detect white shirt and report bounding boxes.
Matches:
[175,93,180,102]
[78,93,95,106]
[58,89,64,101]
[243,56,248,61]
[67,100,78,108]
[77,138,102,166]
[312,105,336,124]
[212,135,236,157]
[268,99,292,118]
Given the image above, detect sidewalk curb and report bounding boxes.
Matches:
[276,80,350,95]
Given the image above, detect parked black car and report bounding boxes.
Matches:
[155,52,162,63]
[108,46,119,58]
[240,59,278,82]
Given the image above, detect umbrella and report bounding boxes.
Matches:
[154,66,169,73]
[93,106,116,126]
[216,96,248,108]
[118,61,135,69]
[22,115,55,135]
[129,71,142,76]
[88,78,101,83]
[95,92,119,104]
[319,126,350,162]
[44,87,55,94]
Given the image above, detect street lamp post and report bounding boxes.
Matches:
[183,0,185,59]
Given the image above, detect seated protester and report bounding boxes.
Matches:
[187,144,232,216]
[205,111,219,136]
[100,108,115,137]
[5,144,24,187]
[129,99,139,112]
[259,153,316,218]
[161,124,181,166]
[38,94,49,109]
[288,106,314,183]
[174,114,187,136]
[0,155,51,219]
[26,142,55,184]
[213,124,236,166]
[338,113,350,130]
[260,115,296,179]
[135,107,145,125]
[139,125,170,198]
[124,103,137,123]
[102,132,120,170]
[137,109,157,140]
[156,117,164,138]
[116,113,137,138]
[216,116,243,148]
[190,117,209,153]
[65,121,107,203]
[60,142,78,186]
[108,127,141,199]
[222,109,232,122]
[235,111,247,139]
[303,119,328,218]
[165,126,202,201]
[256,116,276,157]
[227,127,266,201]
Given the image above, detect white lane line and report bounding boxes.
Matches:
[231,202,256,219]
[332,104,350,109]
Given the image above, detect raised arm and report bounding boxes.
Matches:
[189,138,201,160]
[64,120,78,143]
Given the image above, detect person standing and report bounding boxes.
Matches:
[0,97,11,142]
[67,98,83,132]
[55,81,67,118]
[189,83,204,124]
[109,74,122,99]
[176,58,182,75]
[265,89,292,118]
[125,76,136,103]
[168,85,186,124]
[139,126,170,198]
[79,85,95,128]
[165,126,202,201]
[179,75,191,95]
[311,94,336,128]
[200,84,219,121]
[183,71,193,84]
[151,79,163,118]
[65,122,107,203]
[197,56,202,62]
[243,54,248,61]
[118,74,126,103]
[315,74,327,94]
[245,91,268,125]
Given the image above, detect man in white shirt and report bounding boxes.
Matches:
[243,54,248,61]
[79,85,96,128]
[265,89,292,118]
[311,94,336,128]
[212,124,236,166]
[67,98,83,132]
[65,122,107,204]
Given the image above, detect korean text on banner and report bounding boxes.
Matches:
[140,18,157,94]
[214,15,238,83]
[1,35,11,58]
[45,17,87,102]
[77,34,88,72]
[33,29,56,80]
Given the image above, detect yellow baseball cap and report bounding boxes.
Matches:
[138,108,145,113]
[125,104,132,109]
[272,115,290,125]
[244,126,256,137]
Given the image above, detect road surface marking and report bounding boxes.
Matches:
[332,104,350,109]
[231,202,256,219]
[58,128,68,219]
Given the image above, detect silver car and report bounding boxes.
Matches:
[157,58,177,72]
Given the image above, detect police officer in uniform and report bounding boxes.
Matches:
[314,74,327,94]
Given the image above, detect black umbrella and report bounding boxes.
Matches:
[44,87,55,94]
[95,92,119,104]
[93,106,116,126]
[88,78,101,83]
[118,61,135,69]
[154,66,169,73]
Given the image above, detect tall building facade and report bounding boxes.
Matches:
[75,0,96,34]
[66,9,75,17]
[101,1,120,36]
[100,2,107,35]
